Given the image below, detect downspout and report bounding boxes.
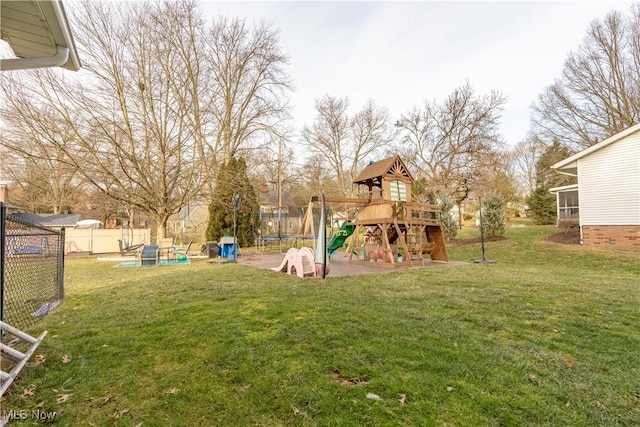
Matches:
[50,0,81,70]
[0,46,69,71]
[555,191,560,227]
[578,188,584,245]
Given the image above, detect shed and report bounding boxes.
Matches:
[552,124,640,248]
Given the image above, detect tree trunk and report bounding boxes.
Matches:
[155,217,168,242]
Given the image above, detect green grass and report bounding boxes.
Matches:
[2,225,639,426]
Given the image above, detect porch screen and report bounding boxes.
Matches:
[558,190,579,220]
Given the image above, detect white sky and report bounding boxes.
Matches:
[203,0,635,147]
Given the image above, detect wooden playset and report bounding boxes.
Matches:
[275,155,448,277]
[343,155,448,266]
[296,155,448,268]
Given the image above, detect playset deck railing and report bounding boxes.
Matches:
[398,202,442,224]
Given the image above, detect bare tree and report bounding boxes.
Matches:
[301,95,394,196]
[205,16,293,169]
[0,150,81,214]
[349,100,397,183]
[532,5,640,150]
[395,82,507,205]
[0,83,84,213]
[0,0,211,239]
[510,135,547,198]
[298,154,340,200]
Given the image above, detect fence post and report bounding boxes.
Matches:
[58,227,66,301]
[0,202,5,322]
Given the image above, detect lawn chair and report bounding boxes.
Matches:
[157,237,175,262]
[137,245,159,266]
[118,239,144,256]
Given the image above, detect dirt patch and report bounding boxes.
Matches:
[543,229,580,245]
[330,370,369,387]
[448,236,508,245]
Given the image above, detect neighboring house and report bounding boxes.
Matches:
[551,124,640,248]
[167,202,210,242]
[0,183,23,214]
[257,190,303,239]
[10,213,81,230]
[167,190,305,242]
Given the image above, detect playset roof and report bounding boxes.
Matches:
[352,155,414,186]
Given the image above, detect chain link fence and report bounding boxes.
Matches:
[1,203,65,340]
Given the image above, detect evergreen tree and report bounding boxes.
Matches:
[206,158,260,247]
[439,194,458,239]
[478,195,507,238]
[527,140,576,225]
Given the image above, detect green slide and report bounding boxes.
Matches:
[327,222,355,255]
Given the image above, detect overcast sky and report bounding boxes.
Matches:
[203,0,635,148]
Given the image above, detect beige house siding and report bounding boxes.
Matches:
[578,130,640,226]
[553,125,640,248]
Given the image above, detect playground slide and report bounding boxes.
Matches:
[327,222,355,255]
[271,247,297,272]
[271,247,316,278]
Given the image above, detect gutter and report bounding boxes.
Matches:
[0,0,81,72]
[0,46,70,71]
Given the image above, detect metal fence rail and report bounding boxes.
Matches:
[1,203,65,339]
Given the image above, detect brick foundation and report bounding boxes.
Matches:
[581,225,640,248]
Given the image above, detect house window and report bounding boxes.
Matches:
[390,180,407,202]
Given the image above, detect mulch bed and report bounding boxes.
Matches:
[543,229,580,245]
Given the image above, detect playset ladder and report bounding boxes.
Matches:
[0,321,48,397]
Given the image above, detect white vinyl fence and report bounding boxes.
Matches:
[65,228,150,254]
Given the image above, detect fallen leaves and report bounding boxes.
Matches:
[26,354,46,368]
[164,387,180,395]
[21,385,36,398]
[290,404,311,420]
[398,393,408,405]
[527,374,538,384]
[109,408,129,421]
[566,357,575,368]
[61,355,72,364]
[56,394,73,404]
[88,395,111,407]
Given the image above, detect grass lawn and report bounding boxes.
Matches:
[2,225,639,426]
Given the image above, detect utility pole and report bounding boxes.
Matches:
[277,138,283,251]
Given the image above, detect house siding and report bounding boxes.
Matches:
[577,130,640,226]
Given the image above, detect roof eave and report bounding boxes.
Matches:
[549,183,579,194]
[0,0,81,71]
[552,123,640,172]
